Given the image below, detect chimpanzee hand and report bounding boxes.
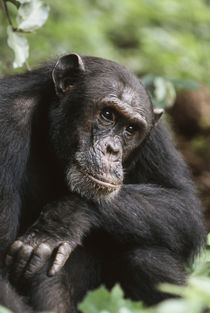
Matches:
[6,195,96,283]
[6,232,73,280]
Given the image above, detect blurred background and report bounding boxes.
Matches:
[0,0,210,228]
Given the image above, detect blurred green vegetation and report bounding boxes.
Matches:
[0,2,210,313]
[1,0,210,84]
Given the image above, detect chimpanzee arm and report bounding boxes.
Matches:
[0,92,32,266]
[6,194,99,278]
[98,184,206,262]
[0,193,21,267]
[7,182,205,280]
[0,70,53,268]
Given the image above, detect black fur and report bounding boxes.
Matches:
[0,54,206,313]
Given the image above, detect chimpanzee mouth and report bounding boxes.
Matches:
[75,162,121,190]
[86,173,121,190]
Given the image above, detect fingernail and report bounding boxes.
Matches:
[48,270,55,277]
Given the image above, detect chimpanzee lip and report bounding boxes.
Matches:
[86,173,121,189]
[76,162,121,189]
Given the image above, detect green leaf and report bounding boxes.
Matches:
[191,250,210,277]
[151,97,167,109]
[207,234,210,246]
[154,77,176,108]
[140,74,157,87]
[17,0,50,32]
[79,285,144,313]
[16,0,33,4]
[189,276,210,296]
[0,305,13,313]
[7,0,21,7]
[156,299,203,313]
[7,26,29,68]
[159,283,185,297]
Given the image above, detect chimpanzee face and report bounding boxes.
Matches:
[52,53,163,201]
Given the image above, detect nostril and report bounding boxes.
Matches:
[106,144,120,156]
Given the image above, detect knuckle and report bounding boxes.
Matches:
[62,242,70,247]
[22,244,33,255]
[36,243,52,255]
[10,240,23,253]
[60,242,72,255]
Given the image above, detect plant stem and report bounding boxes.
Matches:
[2,0,32,70]
[1,0,17,31]
[25,60,31,71]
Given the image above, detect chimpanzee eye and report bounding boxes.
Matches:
[125,124,138,136]
[100,108,115,122]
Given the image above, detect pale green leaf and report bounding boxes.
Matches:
[7,26,29,68]
[17,0,50,32]
[140,74,157,87]
[189,277,210,295]
[154,77,176,108]
[0,305,13,313]
[159,283,185,296]
[207,234,210,246]
[16,0,31,3]
[156,299,203,313]
[191,250,210,277]
[79,285,143,313]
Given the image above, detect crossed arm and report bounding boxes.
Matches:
[6,184,205,278]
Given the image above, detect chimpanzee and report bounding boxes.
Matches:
[0,53,206,313]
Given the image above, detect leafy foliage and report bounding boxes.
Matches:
[1,0,210,84]
[141,75,200,109]
[1,0,49,68]
[79,285,144,313]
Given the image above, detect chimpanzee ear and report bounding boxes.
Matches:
[52,53,85,95]
[153,107,164,124]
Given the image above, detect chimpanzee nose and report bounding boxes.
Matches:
[106,142,121,161]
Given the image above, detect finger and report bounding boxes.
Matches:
[24,243,52,278]
[48,242,72,276]
[5,240,23,266]
[12,244,34,279]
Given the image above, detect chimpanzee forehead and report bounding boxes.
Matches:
[86,70,149,104]
[80,56,154,124]
[85,72,153,122]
